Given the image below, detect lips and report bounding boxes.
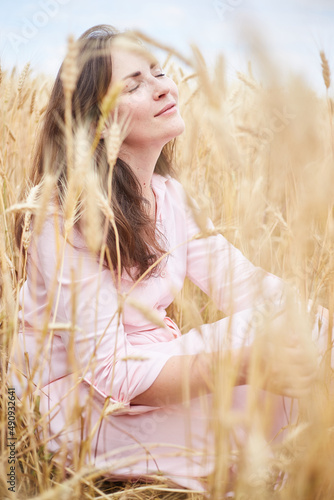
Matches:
[154,103,176,117]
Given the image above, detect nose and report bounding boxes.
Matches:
[152,77,171,100]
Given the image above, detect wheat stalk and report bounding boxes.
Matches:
[61,35,79,97]
[82,170,103,253]
[22,184,41,251]
[61,35,79,184]
[91,81,124,153]
[128,29,193,67]
[17,62,30,108]
[33,174,57,235]
[63,125,91,234]
[30,89,37,115]
[320,51,331,90]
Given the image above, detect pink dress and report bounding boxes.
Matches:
[9,173,331,490]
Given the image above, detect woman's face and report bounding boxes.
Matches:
[110,46,185,153]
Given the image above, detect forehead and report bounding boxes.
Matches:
[110,44,159,81]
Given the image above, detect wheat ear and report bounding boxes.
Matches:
[320,51,331,90]
[17,62,30,108]
[22,184,41,251]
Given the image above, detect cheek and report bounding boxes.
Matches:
[118,96,151,125]
[169,80,179,100]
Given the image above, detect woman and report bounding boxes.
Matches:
[9,25,330,491]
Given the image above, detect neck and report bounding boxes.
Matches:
[118,143,161,198]
[118,143,161,220]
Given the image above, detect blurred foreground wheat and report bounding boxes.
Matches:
[0,35,334,499]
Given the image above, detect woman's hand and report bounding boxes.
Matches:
[251,309,319,398]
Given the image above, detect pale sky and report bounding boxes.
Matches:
[0,0,333,93]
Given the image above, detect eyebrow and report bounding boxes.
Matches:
[122,62,160,81]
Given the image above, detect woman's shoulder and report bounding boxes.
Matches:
[31,209,89,252]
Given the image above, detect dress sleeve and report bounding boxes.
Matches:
[183,196,286,315]
[31,217,172,411]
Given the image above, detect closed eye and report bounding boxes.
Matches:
[127,73,166,93]
[128,84,140,93]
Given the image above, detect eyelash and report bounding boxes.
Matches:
[128,73,166,93]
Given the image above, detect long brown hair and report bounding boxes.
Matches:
[15,24,175,280]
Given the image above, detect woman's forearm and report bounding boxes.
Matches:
[130,348,250,407]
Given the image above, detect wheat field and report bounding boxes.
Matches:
[0,32,334,499]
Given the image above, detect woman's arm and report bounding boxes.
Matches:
[168,179,287,314]
[131,328,318,406]
[131,348,249,406]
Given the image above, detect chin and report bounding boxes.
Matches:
[169,116,186,140]
[162,129,184,147]
[154,117,186,148]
